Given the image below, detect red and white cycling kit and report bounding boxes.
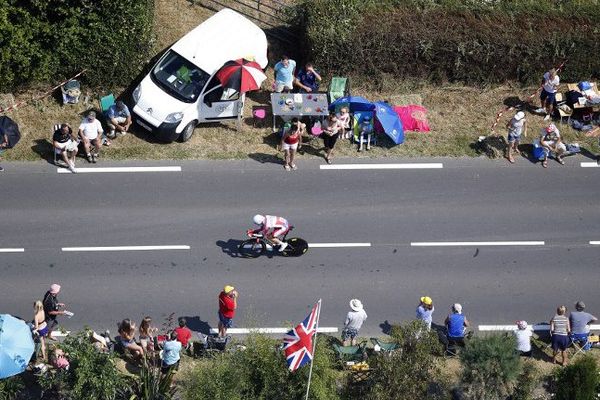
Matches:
[258,215,289,238]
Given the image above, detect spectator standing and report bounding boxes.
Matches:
[322,113,344,164]
[33,300,49,361]
[416,296,434,331]
[273,55,296,93]
[118,318,145,360]
[570,301,597,349]
[445,303,470,346]
[53,123,78,173]
[218,285,238,337]
[43,283,68,338]
[539,123,566,168]
[174,317,193,350]
[550,305,571,366]
[513,320,533,357]
[139,316,157,352]
[342,299,367,346]
[279,117,304,171]
[294,63,322,93]
[505,111,526,164]
[78,111,103,163]
[107,100,132,138]
[161,331,182,375]
[539,68,560,121]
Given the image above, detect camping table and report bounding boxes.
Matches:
[566,82,600,111]
[270,93,329,131]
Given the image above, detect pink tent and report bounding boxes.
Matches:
[393,105,430,132]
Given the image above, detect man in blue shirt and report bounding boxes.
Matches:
[294,62,322,93]
[106,100,132,138]
[445,303,470,347]
[273,55,296,93]
[161,331,182,375]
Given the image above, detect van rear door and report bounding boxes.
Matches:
[199,75,242,121]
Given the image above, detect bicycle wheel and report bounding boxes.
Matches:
[281,237,309,257]
[238,239,266,258]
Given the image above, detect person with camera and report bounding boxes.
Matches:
[218,285,238,337]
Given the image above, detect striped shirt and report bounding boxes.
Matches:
[551,315,569,335]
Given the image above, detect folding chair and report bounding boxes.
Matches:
[352,111,376,150]
[328,77,350,103]
[370,337,398,353]
[332,341,367,367]
[99,93,115,143]
[570,333,591,357]
[555,93,572,124]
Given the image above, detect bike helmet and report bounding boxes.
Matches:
[253,214,265,225]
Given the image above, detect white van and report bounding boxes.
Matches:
[132,9,268,142]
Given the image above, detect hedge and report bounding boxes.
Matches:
[290,0,600,85]
[0,0,155,92]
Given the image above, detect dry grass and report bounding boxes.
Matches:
[2,0,598,163]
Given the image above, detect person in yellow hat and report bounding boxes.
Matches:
[416,296,434,331]
[218,285,238,337]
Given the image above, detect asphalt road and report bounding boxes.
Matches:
[1,157,599,336]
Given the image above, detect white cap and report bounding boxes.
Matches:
[514,111,525,121]
[453,303,462,314]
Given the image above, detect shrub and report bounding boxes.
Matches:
[365,320,445,399]
[0,375,25,400]
[511,359,539,400]
[552,354,600,400]
[290,0,600,85]
[0,0,155,91]
[460,334,522,400]
[38,331,126,400]
[182,333,340,400]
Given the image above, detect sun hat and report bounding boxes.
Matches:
[49,284,61,294]
[546,123,557,132]
[349,299,363,312]
[514,111,525,121]
[223,285,235,294]
[420,296,433,306]
[516,320,528,330]
[452,303,462,314]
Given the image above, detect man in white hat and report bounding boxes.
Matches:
[342,299,367,346]
[505,111,527,163]
[539,123,566,168]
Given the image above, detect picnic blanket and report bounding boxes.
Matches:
[393,105,430,132]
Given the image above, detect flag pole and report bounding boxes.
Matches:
[305,299,322,400]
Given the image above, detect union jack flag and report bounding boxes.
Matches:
[283,300,321,372]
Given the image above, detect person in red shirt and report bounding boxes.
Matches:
[218,285,238,337]
[174,317,193,349]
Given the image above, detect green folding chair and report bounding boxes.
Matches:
[370,337,398,353]
[332,341,367,366]
[99,93,115,114]
[328,77,350,103]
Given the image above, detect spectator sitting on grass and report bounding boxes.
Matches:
[569,301,597,348]
[294,62,321,93]
[107,100,132,139]
[174,317,193,350]
[514,320,532,357]
[53,123,78,173]
[118,318,144,361]
[78,111,103,163]
[539,123,566,168]
[161,330,181,375]
[445,303,470,346]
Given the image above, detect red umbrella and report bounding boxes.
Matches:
[216,58,267,93]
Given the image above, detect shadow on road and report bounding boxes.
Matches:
[181,315,213,335]
[216,239,244,258]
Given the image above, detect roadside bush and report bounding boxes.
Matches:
[366,320,445,399]
[291,0,600,85]
[38,331,126,400]
[460,334,522,400]
[0,0,155,91]
[511,359,539,400]
[0,375,25,400]
[182,333,339,400]
[551,354,600,400]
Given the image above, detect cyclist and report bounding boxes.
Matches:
[251,214,290,252]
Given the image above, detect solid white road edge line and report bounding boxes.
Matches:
[208,327,338,334]
[590,241,600,245]
[57,166,182,173]
[479,324,600,332]
[411,241,545,247]
[0,248,25,253]
[581,162,600,168]
[320,163,443,170]
[308,243,372,248]
[61,245,190,252]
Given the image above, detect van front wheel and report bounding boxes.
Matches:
[179,121,197,142]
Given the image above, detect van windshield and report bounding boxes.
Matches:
[151,50,210,103]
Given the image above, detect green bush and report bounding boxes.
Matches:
[460,334,522,400]
[552,354,600,400]
[0,0,155,91]
[182,333,340,400]
[511,359,539,400]
[291,0,600,85]
[38,332,126,400]
[0,375,25,400]
[365,320,445,399]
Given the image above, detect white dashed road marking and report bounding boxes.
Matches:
[308,243,372,248]
[411,241,545,247]
[208,327,338,334]
[57,166,182,173]
[0,248,25,253]
[61,245,190,252]
[581,162,600,168]
[320,163,443,170]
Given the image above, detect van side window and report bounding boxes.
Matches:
[203,76,240,105]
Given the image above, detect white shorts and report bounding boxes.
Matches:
[282,142,298,151]
[275,81,293,93]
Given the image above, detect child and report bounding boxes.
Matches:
[337,107,351,139]
[358,116,373,151]
[51,347,70,370]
